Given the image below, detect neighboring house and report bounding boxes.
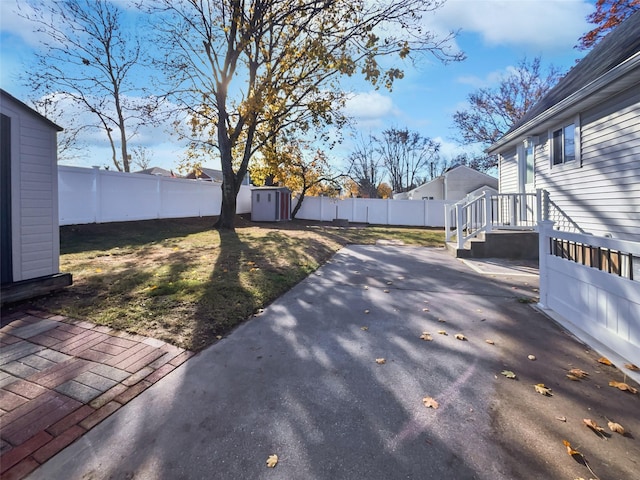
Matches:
[393,165,498,202]
[135,166,176,177]
[487,12,640,369]
[0,89,72,303]
[251,187,291,222]
[186,167,250,185]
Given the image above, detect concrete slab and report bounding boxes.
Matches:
[25,246,640,480]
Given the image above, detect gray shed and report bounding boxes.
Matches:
[251,187,291,222]
[1,89,72,303]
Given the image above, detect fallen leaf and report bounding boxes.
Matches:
[383,289,390,293]
[215,335,223,340]
[437,318,446,323]
[609,380,638,394]
[485,339,495,345]
[422,396,439,409]
[501,370,517,379]
[375,358,386,364]
[386,281,393,285]
[422,308,430,312]
[583,418,605,434]
[364,309,370,314]
[528,355,536,361]
[420,332,432,341]
[454,333,467,341]
[364,286,369,290]
[598,357,613,366]
[563,440,581,457]
[568,368,589,378]
[534,384,553,396]
[625,363,639,371]
[566,374,581,381]
[360,326,368,331]
[608,421,625,435]
[266,454,278,468]
[437,330,448,335]
[556,416,567,422]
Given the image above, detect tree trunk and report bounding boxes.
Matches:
[291,192,306,219]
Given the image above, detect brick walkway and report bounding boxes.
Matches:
[0,309,194,480]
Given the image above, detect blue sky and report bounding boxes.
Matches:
[0,0,596,173]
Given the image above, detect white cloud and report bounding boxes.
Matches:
[427,0,593,50]
[343,91,398,128]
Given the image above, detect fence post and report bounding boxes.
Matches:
[444,204,451,242]
[538,220,555,309]
[535,188,544,225]
[484,191,493,234]
[456,203,464,250]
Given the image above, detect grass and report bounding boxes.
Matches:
[26,216,445,351]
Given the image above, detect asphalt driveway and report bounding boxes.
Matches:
[25,245,640,480]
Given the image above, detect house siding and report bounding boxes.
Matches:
[535,87,640,241]
[499,148,518,193]
[1,92,60,282]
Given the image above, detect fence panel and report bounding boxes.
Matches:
[58,166,251,225]
[539,221,640,366]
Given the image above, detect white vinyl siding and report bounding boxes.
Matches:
[535,87,640,241]
[1,92,60,281]
[498,149,518,193]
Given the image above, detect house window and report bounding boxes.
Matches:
[551,123,576,165]
[525,141,534,184]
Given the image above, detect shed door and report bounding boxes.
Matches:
[1,114,13,284]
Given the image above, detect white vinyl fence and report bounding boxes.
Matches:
[58,166,252,225]
[294,196,447,227]
[538,220,640,366]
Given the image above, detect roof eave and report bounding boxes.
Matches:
[487,52,640,155]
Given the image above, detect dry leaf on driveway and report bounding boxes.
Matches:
[361,326,368,331]
[266,454,278,468]
[454,333,467,341]
[608,421,625,435]
[437,330,447,336]
[375,358,386,364]
[583,418,606,436]
[501,370,517,379]
[568,368,589,378]
[422,396,439,409]
[625,363,639,371]
[485,339,495,345]
[534,384,553,396]
[609,380,638,394]
[598,357,613,366]
[563,440,581,457]
[420,332,433,341]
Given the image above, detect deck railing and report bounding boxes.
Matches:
[445,189,545,249]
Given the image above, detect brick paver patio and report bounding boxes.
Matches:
[0,309,194,480]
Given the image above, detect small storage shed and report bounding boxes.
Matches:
[251,187,291,222]
[1,89,72,304]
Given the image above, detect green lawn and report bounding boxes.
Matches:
[29,216,445,350]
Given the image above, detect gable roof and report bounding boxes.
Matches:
[488,10,640,154]
[1,89,63,132]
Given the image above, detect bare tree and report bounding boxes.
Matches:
[346,134,384,198]
[577,0,640,50]
[146,0,463,230]
[376,127,440,193]
[20,0,160,172]
[452,56,561,169]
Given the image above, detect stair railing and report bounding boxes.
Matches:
[446,189,546,249]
